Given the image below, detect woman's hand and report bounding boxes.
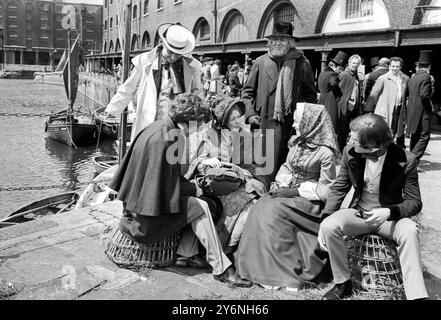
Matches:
[201,157,221,168]
[268,187,299,198]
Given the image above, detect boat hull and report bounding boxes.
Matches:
[1,192,79,227]
[46,120,97,146]
[92,155,118,174]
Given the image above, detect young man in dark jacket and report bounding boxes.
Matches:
[318,113,428,300]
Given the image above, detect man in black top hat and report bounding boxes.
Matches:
[318,50,348,132]
[406,50,434,161]
[241,21,317,189]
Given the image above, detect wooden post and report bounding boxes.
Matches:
[119,0,132,163]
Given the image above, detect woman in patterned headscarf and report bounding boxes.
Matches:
[235,103,339,291]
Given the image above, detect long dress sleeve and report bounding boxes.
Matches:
[274,147,296,188]
[298,148,336,201]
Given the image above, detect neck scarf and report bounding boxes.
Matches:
[361,148,387,162]
[273,57,296,123]
[289,103,340,157]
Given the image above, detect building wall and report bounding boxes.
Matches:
[102,0,441,55]
[0,0,102,65]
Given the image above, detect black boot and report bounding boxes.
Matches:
[214,266,252,288]
[322,280,353,300]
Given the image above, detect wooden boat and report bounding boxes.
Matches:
[0,192,79,228]
[92,155,118,174]
[45,32,97,147]
[45,110,97,146]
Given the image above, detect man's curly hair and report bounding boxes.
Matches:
[167,93,212,124]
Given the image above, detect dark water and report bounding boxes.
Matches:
[0,79,118,218]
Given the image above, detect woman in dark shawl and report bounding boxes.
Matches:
[235,103,340,291]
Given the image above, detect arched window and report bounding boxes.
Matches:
[110,17,113,29]
[259,1,298,39]
[104,20,108,30]
[321,0,390,33]
[193,18,210,42]
[115,39,121,52]
[144,0,149,15]
[131,35,139,51]
[142,31,151,49]
[116,15,118,26]
[133,5,137,19]
[109,40,114,52]
[220,10,249,42]
[103,42,107,53]
[105,0,108,8]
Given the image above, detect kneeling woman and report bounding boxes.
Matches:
[235,103,339,290]
[106,93,250,288]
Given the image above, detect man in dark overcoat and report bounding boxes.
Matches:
[406,50,434,161]
[241,21,317,189]
[318,50,348,132]
[336,54,364,152]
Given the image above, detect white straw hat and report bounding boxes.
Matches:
[158,23,196,55]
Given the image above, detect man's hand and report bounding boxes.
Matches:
[364,208,391,229]
[248,115,261,127]
[268,187,299,198]
[201,157,221,168]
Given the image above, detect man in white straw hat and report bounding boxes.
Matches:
[105,23,202,141]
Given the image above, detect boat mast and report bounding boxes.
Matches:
[119,0,132,163]
[67,29,73,115]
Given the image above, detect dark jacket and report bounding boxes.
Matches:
[321,143,422,221]
[364,67,389,105]
[241,48,316,188]
[338,68,363,117]
[242,48,317,124]
[406,69,433,134]
[228,71,242,97]
[318,66,342,129]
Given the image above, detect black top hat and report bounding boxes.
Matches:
[266,21,299,40]
[416,50,433,65]
[370,56,380,67]
[331,51,349,66]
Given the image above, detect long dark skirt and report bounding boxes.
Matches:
[235,195,331,289]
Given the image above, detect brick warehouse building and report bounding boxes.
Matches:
[0,0,102,69]
[90,0,441,109]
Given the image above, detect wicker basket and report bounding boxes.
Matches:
[346,234,405,300]
[105,228,180,269]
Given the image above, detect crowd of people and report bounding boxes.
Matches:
[103,21,435,300]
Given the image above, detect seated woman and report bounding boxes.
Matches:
[106,93,251,288]
[235,103,339,291]
[185,97,267,254]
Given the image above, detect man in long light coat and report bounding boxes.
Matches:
[105,23,201,141]
[367,57,409,147]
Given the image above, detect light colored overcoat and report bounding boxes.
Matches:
[106,46,202,140]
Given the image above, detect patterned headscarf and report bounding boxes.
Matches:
[289,103,340,157]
